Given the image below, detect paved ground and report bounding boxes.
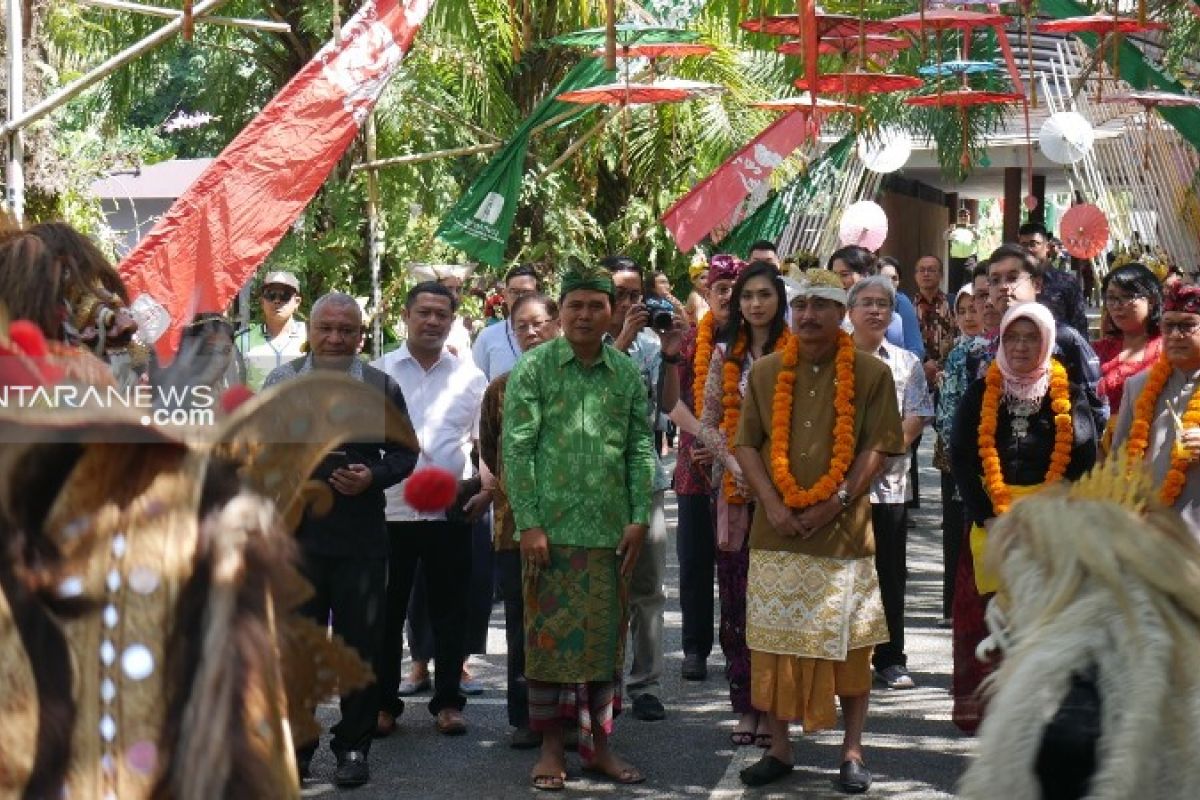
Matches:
[303,442,975,798]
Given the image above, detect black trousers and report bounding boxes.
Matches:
[376,520,472,717]
[676,492,716,661]
[495,549,529,727]
[940,470,964,620]
[871,502,909,671]
[406,517,493,660]
[906,436,922,509]
[296,551,387,760]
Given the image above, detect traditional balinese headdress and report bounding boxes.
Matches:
[706,254,745,287]
[785,268,848,306]
[1163,282,1200,314]
[560,261,615,299]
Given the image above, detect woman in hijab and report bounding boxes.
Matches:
[948,302,1098,734]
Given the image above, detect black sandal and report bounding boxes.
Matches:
[739,754,793,787]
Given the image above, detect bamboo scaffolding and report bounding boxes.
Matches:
[74,0,291,33]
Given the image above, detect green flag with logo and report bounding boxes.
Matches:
[436,59,615,265]
[720,135,854,257]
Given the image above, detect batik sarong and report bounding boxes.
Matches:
[523,545,628,758]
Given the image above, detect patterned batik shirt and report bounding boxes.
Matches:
[914,290,956,367]
[503,337,656,549]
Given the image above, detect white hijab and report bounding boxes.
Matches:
[995,302,1056,403]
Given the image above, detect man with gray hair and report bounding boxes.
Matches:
[847,276,933,691]
[264,292,419,788]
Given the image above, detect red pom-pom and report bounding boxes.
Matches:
[219,384,255,413]
[8,320,49,357]
[403,467,458,512]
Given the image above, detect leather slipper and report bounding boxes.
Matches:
[739,754,793,787]
[836,759,872,794]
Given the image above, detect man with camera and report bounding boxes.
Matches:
[602,255,684,721]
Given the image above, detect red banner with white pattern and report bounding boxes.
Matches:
[118,0,434,362]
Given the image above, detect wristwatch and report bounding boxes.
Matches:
[836,486,852,508]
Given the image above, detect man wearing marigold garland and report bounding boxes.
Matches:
[732,269,904,792]
[1111,282,1200,537]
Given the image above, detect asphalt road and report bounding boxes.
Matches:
[303,442,975,798]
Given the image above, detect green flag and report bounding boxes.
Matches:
[720,135,854,257]
[436,59,615,266]
[1041,0,1200,154]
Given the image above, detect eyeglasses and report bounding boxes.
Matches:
[315,324,361,338]
[615,289,643,303]
[1103,293,1144,309]
[1001,333,1042,347]
[514,318,555,333]
[1163,320,1200,336]
[987,272,1032,289]
[262,289,296,303]
[852,298,893,310]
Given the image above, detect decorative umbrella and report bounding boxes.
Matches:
[556,81,695,106]
[1104,90,1200,109]
[793,73,923,95]
[907,90,1024,167]
[917,59,999,78]
[1036,14,1168,101]
[1059,203,1110,260]
[839,200,889,251]
[887,8,1010,31]
[1035,14,1168,35]
[589,43,714,60]
[739,13,894,39]
[750,94,864,115]
[1038,111,1095,165]
[856,127,914,174]
[788,34,911,58]
[552,23,700,47]
[1102,91,1200,164]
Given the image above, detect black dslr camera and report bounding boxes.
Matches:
[643,296,675,334]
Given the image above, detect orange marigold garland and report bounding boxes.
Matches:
[720,327,793,502]
[768,330,857,510]
[1123,354,1200,506]
[978,359,1073,515]
[692,312,716,418]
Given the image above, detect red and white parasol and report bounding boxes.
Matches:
[1059,204,1110,260]
[793,72,923,95]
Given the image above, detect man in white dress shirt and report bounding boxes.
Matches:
[409,263,476,367]
[472,264,539,380]
[372,281,490,736]
[848,276,933,691]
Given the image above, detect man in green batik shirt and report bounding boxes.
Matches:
[502,264,655,791]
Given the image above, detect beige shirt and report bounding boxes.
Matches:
[735,348,905,558]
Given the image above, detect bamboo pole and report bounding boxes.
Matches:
[75,0,292,32]
[0,0,233,137]
[605,0,617,72]
[352,142,505,172]
[537,107,623,179]
[366,112,383,360]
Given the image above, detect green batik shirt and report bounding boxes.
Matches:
[503,337,655,549]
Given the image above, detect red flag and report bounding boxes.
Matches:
[662,111,812,254]
[118,0,434,363]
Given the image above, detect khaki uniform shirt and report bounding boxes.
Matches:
[735,348,904,558]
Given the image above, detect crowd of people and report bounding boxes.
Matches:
[3,218,1200,799]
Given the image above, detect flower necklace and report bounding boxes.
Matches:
[978,359,1073,515]
[692,312,717,418]
[1123,354,1200,506]
[720,326,793,502]
[768,330,856,510]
